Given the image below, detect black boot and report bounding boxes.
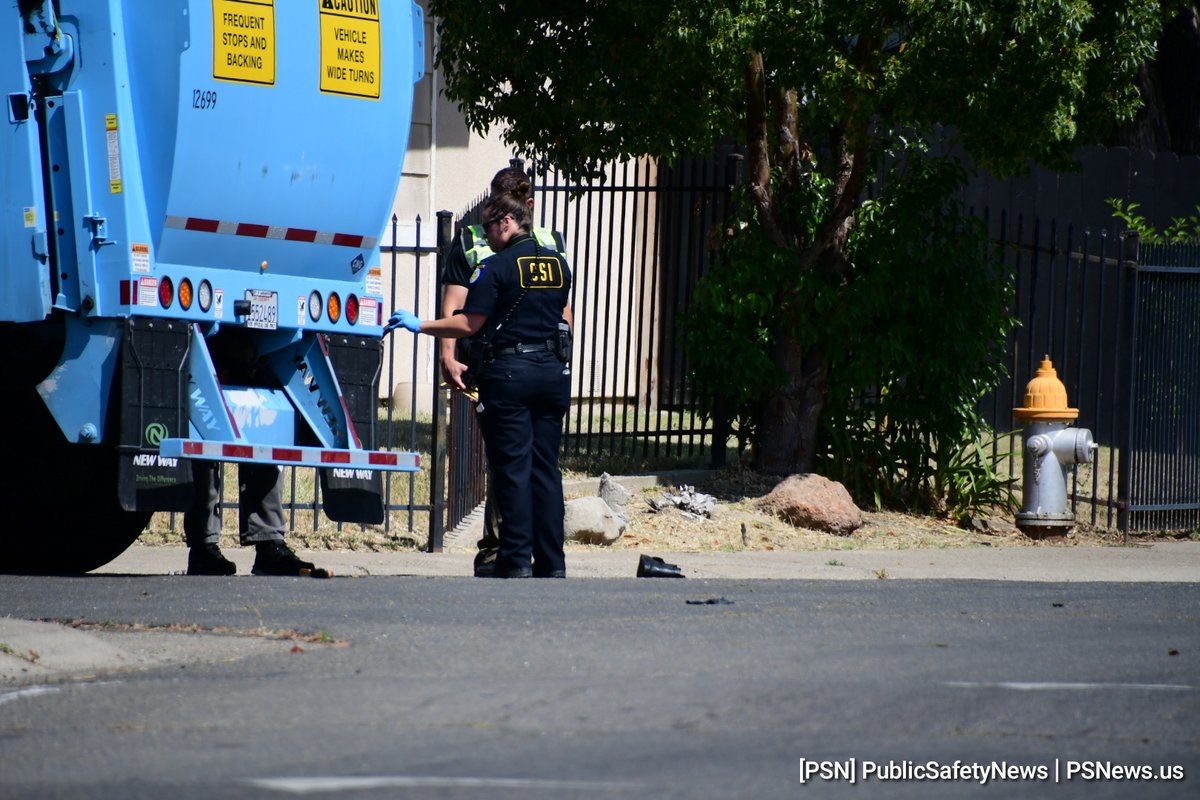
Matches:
[252,541,330,578]
[473,547,498,578]
[636,554,685,578]
[187,543,236,576]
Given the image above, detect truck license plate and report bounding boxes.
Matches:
[245,290,278,330]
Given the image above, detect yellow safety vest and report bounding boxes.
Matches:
[462,225,565,268]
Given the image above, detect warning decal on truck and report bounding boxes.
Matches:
[213,0,276,86]
[105,115,122,194]
[319,0,381,99]
[131,243,151,274]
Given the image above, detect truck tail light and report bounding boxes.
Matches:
[308,290,323,322]
[327,292,341,323]
[178,278,194,310]
[346,294,359,325]
[159,276,174,308]
[198,280,213,312]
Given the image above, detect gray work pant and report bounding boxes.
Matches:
[184,462,287,548]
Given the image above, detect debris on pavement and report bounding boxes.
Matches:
[647,485,716,519]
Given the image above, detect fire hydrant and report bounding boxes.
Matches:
[1013,357,1095,539]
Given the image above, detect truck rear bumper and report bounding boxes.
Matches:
[159,438,420,473]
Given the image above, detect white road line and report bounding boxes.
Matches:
[249,777,643,796]
[0,686,60,706]
[247,776,638,794]
[945,681,1195,691]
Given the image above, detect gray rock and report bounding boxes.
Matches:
[757,474,863,535]
[564,496,623,545]
[597,472,632,531]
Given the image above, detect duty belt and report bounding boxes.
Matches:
[492,339,556,357]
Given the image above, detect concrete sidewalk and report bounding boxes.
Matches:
[93,541,1200,582]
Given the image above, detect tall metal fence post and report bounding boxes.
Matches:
[708,152,744,469]
[427,210,454,552]
[1115,232,1140,538]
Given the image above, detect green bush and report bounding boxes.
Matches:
[686,148,1018,516]
[821,154,1017,515]
[1109,198,1200,245]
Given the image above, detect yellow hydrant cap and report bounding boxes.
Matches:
[1014,356,1079,421]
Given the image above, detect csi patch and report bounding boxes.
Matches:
[518,254,565,288]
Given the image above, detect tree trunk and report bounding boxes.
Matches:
[1108,4,1200,155]
[754,329,828,475]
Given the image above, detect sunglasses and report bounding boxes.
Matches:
[484,215,507,230]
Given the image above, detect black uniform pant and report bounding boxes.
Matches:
[477,351,570,576]
[473,466,501,574]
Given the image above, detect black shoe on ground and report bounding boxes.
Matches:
[187,544,236,576]
[473,549,498,578]
[636,554,685,578]
[537,570,566,579]
[252,541,330,578]
[495,566,533,579]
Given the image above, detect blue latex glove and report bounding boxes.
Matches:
[386,309,421,333]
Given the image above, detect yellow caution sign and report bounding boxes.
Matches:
[319,0,381,99]
[105,114,122,194]
[213,0,276,86]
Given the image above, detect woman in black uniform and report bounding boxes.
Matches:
[389,193,573,578]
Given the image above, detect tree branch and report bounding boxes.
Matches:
[774,87,805,176]
[791,122,868,281]
[744,49,787,248]
[795,33,878,278]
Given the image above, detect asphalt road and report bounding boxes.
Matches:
[1,575,1197,799]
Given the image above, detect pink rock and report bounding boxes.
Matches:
[757,474,863,535]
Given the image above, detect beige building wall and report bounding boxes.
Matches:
[379,4,657,417]
[382,1,515,413]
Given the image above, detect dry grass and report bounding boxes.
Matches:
[139,465,1187,554]
[578,468,1137,555]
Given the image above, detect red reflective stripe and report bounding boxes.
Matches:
[185,217,220,233]
[170,441,414,470]
[236,223,270,238]
[173,217,366,246]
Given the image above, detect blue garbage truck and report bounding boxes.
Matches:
[2,0,424,572]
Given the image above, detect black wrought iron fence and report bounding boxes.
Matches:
[150,191,1198,543]
[435,156,743,540]
[536,156,740,463]
[436,168,1200,539]
[1120,243,1200,533]
[980,214,1200,534]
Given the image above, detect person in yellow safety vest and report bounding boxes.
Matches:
[439,165,569,577]
[462,222,565,270]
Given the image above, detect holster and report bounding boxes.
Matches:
[457,336,492,390]
[554,322,573,364]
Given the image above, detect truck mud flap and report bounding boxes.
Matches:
[118,318,193,512]
[320,334,384,523]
